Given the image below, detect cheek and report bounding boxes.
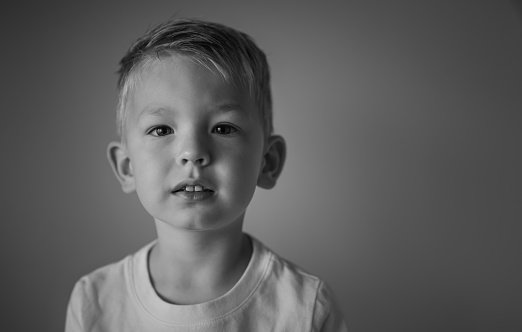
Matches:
[132,153,169,190]
[229,146,264,187]
[131,156,169,215]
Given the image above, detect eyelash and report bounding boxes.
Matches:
[212,123,239,136]
[147,125,174,137]
[146,124,239,137]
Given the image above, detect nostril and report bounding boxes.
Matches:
[180,156,208,166]
[177,148,210,166]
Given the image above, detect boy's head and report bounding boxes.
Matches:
[107,18,285,231]
[116,18,273,142]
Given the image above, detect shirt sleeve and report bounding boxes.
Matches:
[311,280,348,332]
[65,279,87,332]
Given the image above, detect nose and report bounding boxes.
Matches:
[175,132,210,167]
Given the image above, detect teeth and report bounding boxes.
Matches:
[183,185,204,192]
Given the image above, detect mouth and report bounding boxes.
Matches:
[173,185,214,193]
[172,180,215,201]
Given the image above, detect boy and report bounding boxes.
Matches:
[66,18,347,331]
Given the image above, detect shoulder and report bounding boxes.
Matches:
[65,242,153,331]
[251,237,347,331]
[254,236,323,296]
[311,280,348,331]
[266,244,322,292]
[72,254,131,302]
[66,254,131,324]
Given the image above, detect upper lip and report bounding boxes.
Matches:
[172,179,215,192]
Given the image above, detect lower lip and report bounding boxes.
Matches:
[172,191,215,201]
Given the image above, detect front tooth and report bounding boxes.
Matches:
[185,185,194,192]
[194,185,203,192]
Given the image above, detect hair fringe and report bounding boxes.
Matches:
[115,18,273,142]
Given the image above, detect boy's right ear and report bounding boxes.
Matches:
[107,141,136,194]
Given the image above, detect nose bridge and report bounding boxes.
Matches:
[176,126,210,166]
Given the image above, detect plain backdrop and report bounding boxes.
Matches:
[2,1,521,331]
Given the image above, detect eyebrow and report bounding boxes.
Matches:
[215,102,246,114]
[137,107,171,121]
[138,102,247,120]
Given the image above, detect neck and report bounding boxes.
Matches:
[148,216,252,304]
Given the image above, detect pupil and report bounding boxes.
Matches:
[218,126,229,134]
[157,127,167,135]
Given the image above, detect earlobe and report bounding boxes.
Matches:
[257,135,286,189]
[107,141,136,194]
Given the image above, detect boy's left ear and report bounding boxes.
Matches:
[257,135,286,189]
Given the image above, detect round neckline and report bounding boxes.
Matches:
[130,234,271,326]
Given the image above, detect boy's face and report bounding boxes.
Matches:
[121,56,266,231]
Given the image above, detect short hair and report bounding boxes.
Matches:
[116,18,273,141]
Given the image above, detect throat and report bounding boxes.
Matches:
[148,234,253,305]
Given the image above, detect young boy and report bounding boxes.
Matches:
[65,18,347,331]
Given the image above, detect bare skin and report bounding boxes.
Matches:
[148,215,253,305]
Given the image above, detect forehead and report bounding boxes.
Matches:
[126,55,257,119]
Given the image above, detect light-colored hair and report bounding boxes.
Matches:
[116,18,273,141]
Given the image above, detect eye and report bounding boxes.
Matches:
[212,124,239,136]
[148,125,174,137]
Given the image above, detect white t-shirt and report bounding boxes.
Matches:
[65,234,347,331]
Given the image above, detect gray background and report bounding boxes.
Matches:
[2,1,521,331]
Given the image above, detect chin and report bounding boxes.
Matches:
[159,216,233,232]
[153,208,245,233]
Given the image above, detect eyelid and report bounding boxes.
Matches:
[146,125,174,137]
[213,123,241,135]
